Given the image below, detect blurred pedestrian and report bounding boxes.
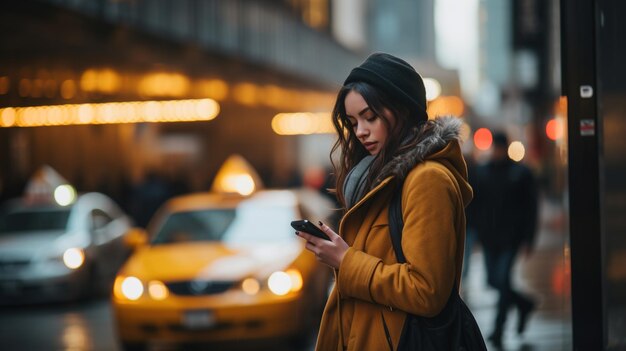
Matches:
[295,52,474,351]
[129,170,170,228]
[473,131,538,348]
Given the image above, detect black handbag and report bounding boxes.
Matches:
[388,187,487,351]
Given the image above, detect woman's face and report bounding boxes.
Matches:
[344,90,396,156]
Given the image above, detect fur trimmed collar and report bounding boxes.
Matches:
[378,116,464,183]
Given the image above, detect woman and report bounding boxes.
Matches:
[296,52,473,351]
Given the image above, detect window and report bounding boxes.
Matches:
[0,208,71,234]
[152,209,236,244]
[91,209,113,231]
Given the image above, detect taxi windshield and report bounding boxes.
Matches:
[151,201,298,245]
[152,209,236,244]
[0,208,71,234]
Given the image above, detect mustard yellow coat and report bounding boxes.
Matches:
[315,139,473,351]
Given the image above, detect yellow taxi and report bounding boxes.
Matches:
[112,156,334,350]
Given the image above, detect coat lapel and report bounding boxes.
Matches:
[339,176,394,246]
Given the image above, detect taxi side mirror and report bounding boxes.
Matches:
[124,227,148,249]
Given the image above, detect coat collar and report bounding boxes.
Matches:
[377,116,463,184]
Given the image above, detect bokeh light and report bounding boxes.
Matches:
[473,128,493,151]
[148,281,169,300]
[242,278,261,295]
[423,78,442,101]
[121,277,144,300]
[271,112,334,135]
[508,141,526,162]
[223,174,255,196]
[267,271,292,296]
[427,96,465,118]
[54,184,76,206]
[0,99,220,128]
[63,248,85,269]
[546,118,564,141]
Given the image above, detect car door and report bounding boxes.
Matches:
[92,201,133,275]
[89,208,119,281]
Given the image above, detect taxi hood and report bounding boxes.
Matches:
[122,241,304,282]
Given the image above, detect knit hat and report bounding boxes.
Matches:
[344,52,428,123]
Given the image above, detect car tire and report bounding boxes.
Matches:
[121,341,147,351]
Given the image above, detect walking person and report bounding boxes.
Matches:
[295,53,475,351]
[473,131,538,348]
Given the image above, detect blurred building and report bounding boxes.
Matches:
[472,0,560,163]
[0,0,461,207]
[0,0,364,205]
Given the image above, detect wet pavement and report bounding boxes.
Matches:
[0,298,314,351]
[462,197,572,351]
[0,299,120,351]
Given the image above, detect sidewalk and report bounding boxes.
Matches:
[462,197,572,351]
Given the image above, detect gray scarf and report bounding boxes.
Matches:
[343,155,375,209]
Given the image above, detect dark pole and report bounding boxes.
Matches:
[561,0,604,350]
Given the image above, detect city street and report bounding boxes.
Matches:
[0,198,571,351]
[0,299,316,351]
[0,299,120,351]
[1,0,626,350]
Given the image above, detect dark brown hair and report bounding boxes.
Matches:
[330,81,425,209]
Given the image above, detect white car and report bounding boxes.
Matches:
[0,192,134,304]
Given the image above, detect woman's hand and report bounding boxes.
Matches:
[296,222,349,269]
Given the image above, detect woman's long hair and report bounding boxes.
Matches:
[330,81,425,209]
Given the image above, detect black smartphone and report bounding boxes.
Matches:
[291,220,331,241]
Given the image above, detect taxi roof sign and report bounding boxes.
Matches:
[211,155,264,196]
[25,165,76,205]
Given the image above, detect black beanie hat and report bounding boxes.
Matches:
[344,52,428,123]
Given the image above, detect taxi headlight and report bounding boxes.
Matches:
[116,276,144,301]
[148,280,169,300]
[62,248,85,269]
[54,184,76,206]
[268,271,291,295]
[267,269,303,296]
[286,269,303,292]
[241,277,261,296]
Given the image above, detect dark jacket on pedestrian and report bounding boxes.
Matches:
[473,157,538,252]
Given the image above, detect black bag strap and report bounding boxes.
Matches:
[388,184,406,263]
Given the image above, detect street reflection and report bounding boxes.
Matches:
[62,313,93,351]
[551,246,571,298]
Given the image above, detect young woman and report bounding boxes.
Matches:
[296,52,473,351]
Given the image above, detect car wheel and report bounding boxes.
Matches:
[121,341,147,351]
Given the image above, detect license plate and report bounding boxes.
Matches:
[182,310,215,329]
